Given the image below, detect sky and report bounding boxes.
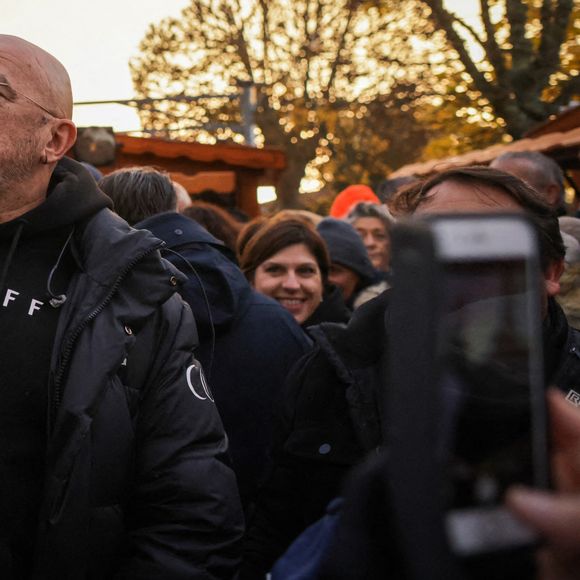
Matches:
[3,0,191,130]
[2,0,478,132]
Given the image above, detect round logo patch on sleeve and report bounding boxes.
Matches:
[186,362,215,402]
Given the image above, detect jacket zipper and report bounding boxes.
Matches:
[49,242,165,432]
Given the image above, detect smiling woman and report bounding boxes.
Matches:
[239,218,340,326]
[254,243,323,325]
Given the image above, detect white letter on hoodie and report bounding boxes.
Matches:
[3,289,19,307]
[28,299,44,316]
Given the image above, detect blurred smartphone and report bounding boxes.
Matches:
[430,214,549,557]
[385,213,549,577]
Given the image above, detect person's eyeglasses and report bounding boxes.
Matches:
[0,81,58,118]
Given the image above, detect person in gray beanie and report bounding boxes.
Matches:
[317,217,386,307]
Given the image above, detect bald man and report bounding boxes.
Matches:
[0,36,243,579]
[491,151,566,214]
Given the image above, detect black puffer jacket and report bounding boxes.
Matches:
[31,162,244,579]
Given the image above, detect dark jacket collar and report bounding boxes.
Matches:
[311,289,389,368]
[304,284,351,329]
[137,212,224,249]
[137,212,238,264]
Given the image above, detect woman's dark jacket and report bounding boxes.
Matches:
[242,292,580,577]
[136,212,312,510]
[33,161,244,579]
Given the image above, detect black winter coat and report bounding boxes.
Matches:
[242,292,580,577]
[34,206,244,579]
[136,212,312,510]
[242,292,388,577]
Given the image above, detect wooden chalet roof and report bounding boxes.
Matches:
[526,105,580,137]
[115,133,286,171]
[391,107,580,179]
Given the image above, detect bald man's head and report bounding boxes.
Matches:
[491,152,565,209]
[0,35,73,119]
[0,35,77,215]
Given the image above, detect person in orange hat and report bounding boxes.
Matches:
[329,184,380,219]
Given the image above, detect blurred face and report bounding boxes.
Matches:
[253,243,323,325]
[414,179,522,216]
[354,217,390,272]
[329,263,360,301]
[414,178,564,309]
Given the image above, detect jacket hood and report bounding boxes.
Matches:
[317,217,376,285]
[136,212,252,334]
[138,211,225,249]
[0,157,112,239]
[0,157,121,302]
[29,158,170,294]
[23,160,185,330]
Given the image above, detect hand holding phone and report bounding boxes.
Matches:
[507,389,580,580]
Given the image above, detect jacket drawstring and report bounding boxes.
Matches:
[0,218,27,297]
[162,247,216,379]
[46,227,75,308]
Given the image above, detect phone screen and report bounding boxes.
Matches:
[440,258,545,556]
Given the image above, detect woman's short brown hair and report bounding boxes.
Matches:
[239,218,330,282]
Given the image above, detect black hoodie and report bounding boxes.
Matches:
[0,158,110,578]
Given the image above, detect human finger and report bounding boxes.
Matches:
[506,486,580,552]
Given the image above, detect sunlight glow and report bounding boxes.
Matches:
[257,186,277,204]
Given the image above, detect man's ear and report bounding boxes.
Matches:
[545,258,565,297]
[43,119,77,163]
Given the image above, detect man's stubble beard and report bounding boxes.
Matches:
[0,131,43,194]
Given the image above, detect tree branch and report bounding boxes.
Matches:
[479,0,508,81]
[535,0,574,93]
[449,14,485,49]
[222,1,256,82]
[258,0,271,84]
[426,0,492,96]
[505,0,535,74]
[302,0,314,102]
[323,0,357,99]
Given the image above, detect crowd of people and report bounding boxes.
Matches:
[2,33,580,579]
